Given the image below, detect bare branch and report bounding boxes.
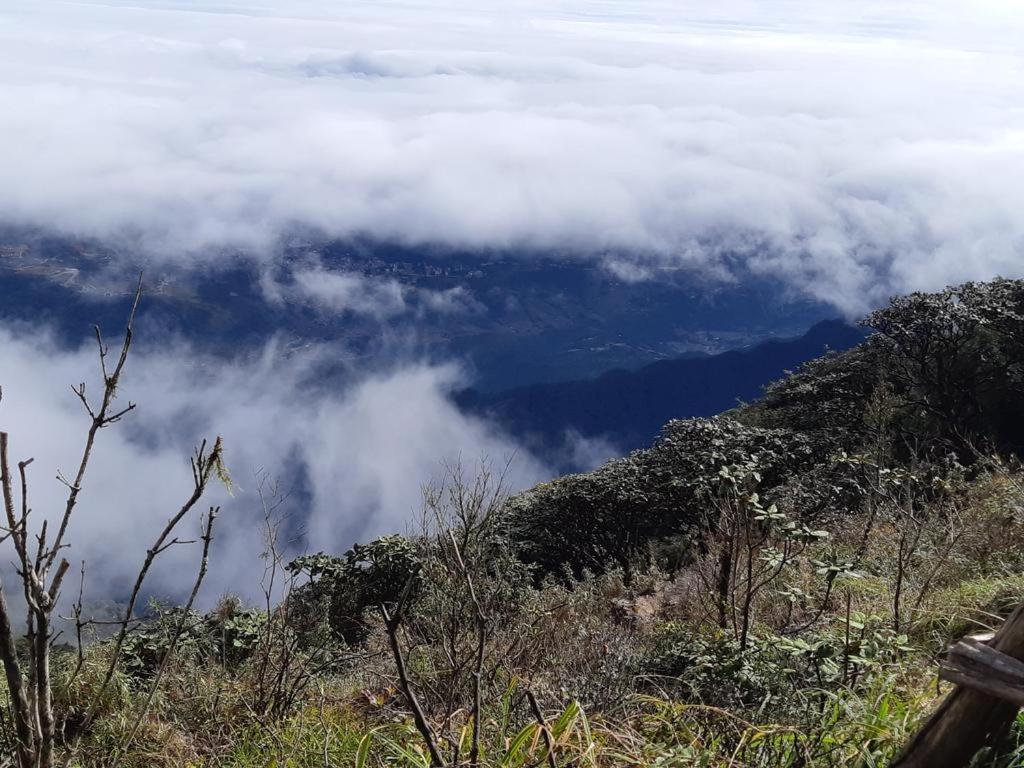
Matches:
[0,433,36,765]
[76,435,224,738]
[120,506,220,755]
[448,530,486,768]
[70,384,95,421]
[379,567,444,768]
[46,276,144,571]
[526,688,559,768]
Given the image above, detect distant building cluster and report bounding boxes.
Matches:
[0,244,29,258]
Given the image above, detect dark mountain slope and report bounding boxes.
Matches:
[508,277,1024,580]
[457,319,865,457]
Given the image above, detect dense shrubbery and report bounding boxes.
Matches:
[68,463,1021,764]
[513,278,1024,590]
[510,417,829,580]
[287,534,420,644]
[753,277,1024,456]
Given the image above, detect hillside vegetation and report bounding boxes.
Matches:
[7,277,1024,767]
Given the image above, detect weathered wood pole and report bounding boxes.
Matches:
[894,603,1024,767]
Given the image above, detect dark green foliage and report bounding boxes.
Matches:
[777,458,869,523]
[744,342,885,441]
[646,623,784,708]
[863,279,1024,454]
[749,278,1024,458]
[509,417,827,579]
[645,417,828,507]
[646,618,913,716]
[118,598,269,677]
[287,534,419,644]
[508,457,658,580]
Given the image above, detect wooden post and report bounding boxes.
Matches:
[894,604,1024,767]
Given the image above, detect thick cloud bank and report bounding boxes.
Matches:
[2,0,1023,310]
[0,326,547,607]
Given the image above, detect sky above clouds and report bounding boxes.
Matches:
[1,0,1023,608]
[1,0,1023,308]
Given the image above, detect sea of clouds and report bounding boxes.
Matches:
[1,0,1023,608]
[2,0,1023,308]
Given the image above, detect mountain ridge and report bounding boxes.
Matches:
[457,318,866,462]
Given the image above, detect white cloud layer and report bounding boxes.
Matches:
[2,0,1023,310]
[288,267,408,318]
[259,259,487,319]
[0,325,548,610]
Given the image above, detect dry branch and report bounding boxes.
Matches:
[379,569,444,768]
[120,506,220,755]
[78,438,225,738]
[526,688,558,768]
[0,278,226,768]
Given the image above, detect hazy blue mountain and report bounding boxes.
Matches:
[455,319,866,463]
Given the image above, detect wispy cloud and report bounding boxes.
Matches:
[1,0,1022,310]
[288,268,408,318]
[0,324,548,606]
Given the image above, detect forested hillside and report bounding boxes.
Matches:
[4,277,1024,767]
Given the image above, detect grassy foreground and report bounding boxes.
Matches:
[44,466,1024,768]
